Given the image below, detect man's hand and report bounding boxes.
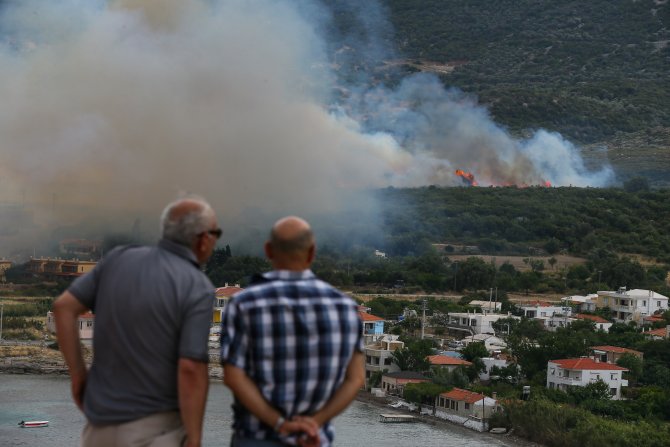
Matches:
[70,370,88,411]
[178,358,208,447]
[286,415,320,447]
[53,291,89,413]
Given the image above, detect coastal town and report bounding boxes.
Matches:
[2,242,670,445]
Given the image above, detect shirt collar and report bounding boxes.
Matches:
[263,269,316,281]
[158,238,200,267]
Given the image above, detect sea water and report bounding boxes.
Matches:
[0,374,523,447]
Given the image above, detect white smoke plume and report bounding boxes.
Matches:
[0,0,614,255]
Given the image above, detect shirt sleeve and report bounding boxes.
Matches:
[67,251,117,311]
[178,288,214,362]
[219,298,248,370]
[355,314,364,352]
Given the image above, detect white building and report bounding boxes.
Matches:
[364,334,404,384]
[468,300,502,313]
[572,314,612,332]
[480,355,514,382]
[596,288,669,324]
[47,310,94,339]
[547,358,628,400]
[461,333,508,352]
[544,313,612,333]
[520,302,571,319]
[562,294,598,312]
[446,311,518,336]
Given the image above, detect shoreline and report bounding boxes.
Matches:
[1,345,542,446]
[353,391,543,447]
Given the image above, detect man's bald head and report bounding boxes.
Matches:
[265,216,315,270]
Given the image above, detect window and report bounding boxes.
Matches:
[465,403,470,410]
[610,388,617,396]
[643,301,646,307]
[384,358,393,365]
[658,301,662,307]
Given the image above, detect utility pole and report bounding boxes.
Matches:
[482,394,486,432]
[488,288,493,313]
[0,303,4,341]
[421,298,427,339]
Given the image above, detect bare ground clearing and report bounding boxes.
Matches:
[446,254,586,272]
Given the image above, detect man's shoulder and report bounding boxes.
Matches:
[233,276,354,305]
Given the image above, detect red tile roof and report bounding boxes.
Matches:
[646,327,668,338]
[440,387,486,404]
[427,355,472,366]
[215,286,243,297]
[524,300,554,307]
[644,315,664,322]
[551,358,628,371]
[358,312,384,322]
[575,314,609,324]
[591,345,641,355]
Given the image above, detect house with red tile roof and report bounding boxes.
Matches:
[436,387,498,420]
[547,358,628,399]
[359,311,385,337]
[573,313,612,332]
[427,354,472,372]
[380,371,429,396]
[644,326,669,340]
[590,345,643,364]
[213,283,243,323]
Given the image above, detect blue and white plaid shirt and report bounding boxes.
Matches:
[220,269,363,446]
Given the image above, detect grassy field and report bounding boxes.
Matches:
[444,254,587,272]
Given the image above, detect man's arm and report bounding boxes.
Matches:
[53,291,89,411]
[310,351,365,427]
[223,363,318,437]
[178,358,209,447]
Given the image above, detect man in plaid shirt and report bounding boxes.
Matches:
[220,216,365,446]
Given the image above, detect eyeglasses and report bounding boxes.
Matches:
[201,228,223,240]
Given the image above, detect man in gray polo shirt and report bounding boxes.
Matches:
[54,196,220,447]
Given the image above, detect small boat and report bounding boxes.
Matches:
[18,420,49,428]
[489,427,507,434]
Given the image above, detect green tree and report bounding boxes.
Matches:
[461,342,489,362]
[391,339,433,372]
[616,353,643,385]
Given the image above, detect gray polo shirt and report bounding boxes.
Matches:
[68,238,214,425]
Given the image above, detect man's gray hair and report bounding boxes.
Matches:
[160,196,215,247]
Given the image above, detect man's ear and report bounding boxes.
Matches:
[306,244,315,264]
[264,241,273,260]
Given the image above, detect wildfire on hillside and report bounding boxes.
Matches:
[455,169,478,186]
[454,169,552,188]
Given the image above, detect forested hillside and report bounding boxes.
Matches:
[377,184,670,262]
[383,0,669,143]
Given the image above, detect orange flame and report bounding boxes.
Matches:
[455,169,478,186]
